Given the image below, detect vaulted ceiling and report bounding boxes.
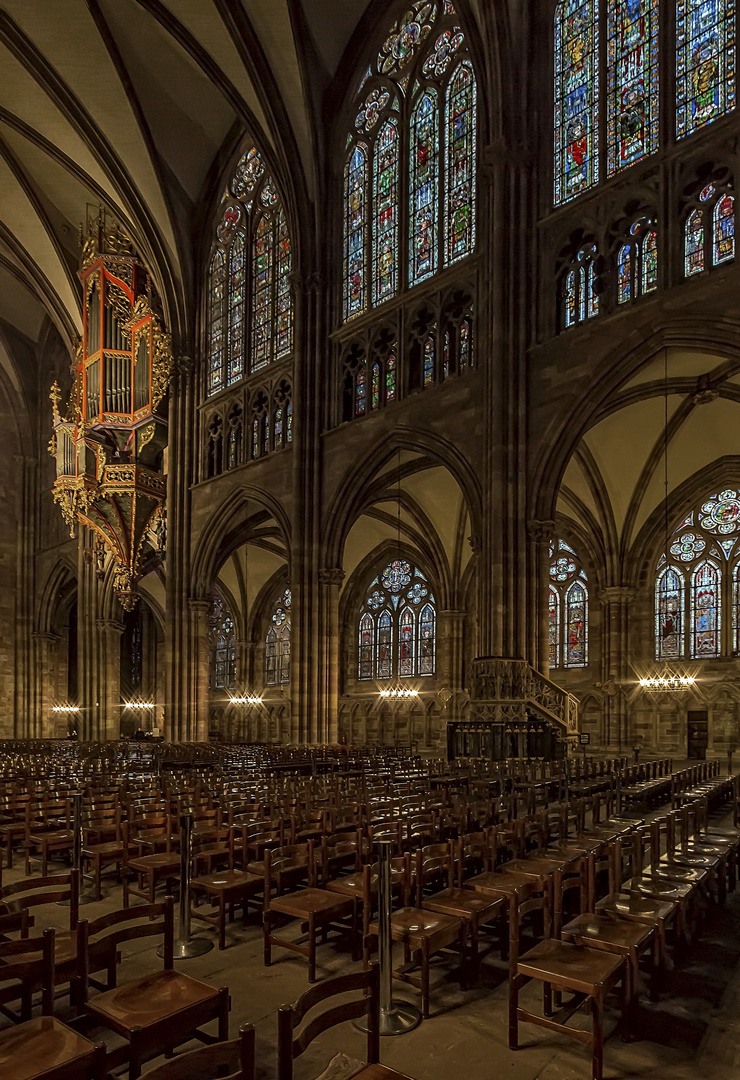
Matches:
[0,0,380,380]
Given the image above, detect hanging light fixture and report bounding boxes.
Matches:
[640,351,696,694]
[231,512,262,708]
[377,448,420,701]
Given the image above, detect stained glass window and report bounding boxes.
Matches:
[442,330,451,379]
[209,594,236,691]
[377,610,393,679]
[691,559,721,657]
[371,363,381,409]
[418,603,436,675]
[734,563,740,652]
[685,207,705,275]
[344,145,368,320]
[459,318,471,366]
[208,250,226,395]
[275,211,292,357]
[549,539,589,668]
[642,228,658,291]
[386,350,397,402]
[252,216,273,370]
[423,330,435,386]
[617,243,632,303]
[207,147,293,398]
[399,607,415,675]
[656,566,684,658]
[373,120,399,305]
[344,2,476,321]
[228,235,245,384]
[565,582,588,666]
[445,61,476,263]
[554,0,600,205]
[359,613,374,680]
[266,588,291,686]
[562,247,599,328]
[676,0,737,139]
[713,192,735,263]
[548,587,560,666]
[410,90,439,284]
[356,366,367,417]
[357,561,436,680]
[606,0,660,175]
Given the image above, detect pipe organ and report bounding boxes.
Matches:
[50,216,172,610]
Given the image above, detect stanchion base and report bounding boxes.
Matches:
[158,938,213,959]
[355,1001,421,1036]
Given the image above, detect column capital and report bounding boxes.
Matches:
[526,519,555,543]
[319,567,345,587]
[32,631,61,645]
[188,596,211,615]
[95,619,124,635]
[598,586,636,607]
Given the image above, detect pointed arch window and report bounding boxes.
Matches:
[206,147,293,397]
[357,560,436,680]
[676,0,737,139]
[548,539,589,668]
[684,182,735,276]
[554,0,600,204]
[561,244,600,328]
[617,217,659,303]
[209,593,236,691]
[265,588,291,686]
[655,488,740,658]
[343,2,477,321]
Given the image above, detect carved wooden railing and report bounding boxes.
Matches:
[467,657,578,735]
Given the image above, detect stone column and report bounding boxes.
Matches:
[527,519,555,676]
[32,632,60,738]
[96,619,124,740]
[598,586,636,750]
[187,598,211,743]
[77,530,102,741]
[165,357,196,742]
[14,456,37,738]
[318,568,345,744]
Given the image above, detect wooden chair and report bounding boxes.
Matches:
[0,872,80,932]
[510,898,627,1080]
[79,897,229,1080]
[191,831,264,950]
[140,1024,255,1080]
[82,819,129,900]
[22,798,75,877]
[0,927,55,1023]
[277,963,414,1080]
[0,1017,106,1080]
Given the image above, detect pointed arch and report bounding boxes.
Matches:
[656,564,684,659]
[691,558,721,658]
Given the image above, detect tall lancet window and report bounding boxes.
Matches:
[207,147,293,396]
[548,538,589,668]
[342,1,477,321]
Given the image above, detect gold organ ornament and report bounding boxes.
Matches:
[49,212,172,610]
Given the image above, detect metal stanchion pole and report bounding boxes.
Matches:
[59,791,95,907]
[159,812,212,959]
[357,841,420,1036]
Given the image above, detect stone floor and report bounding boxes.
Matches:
[8,809,740,1080]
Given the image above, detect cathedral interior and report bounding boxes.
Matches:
[3,1,740,1078]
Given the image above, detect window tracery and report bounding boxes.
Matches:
[683,180,735,276]
[357,560,436,680]
[655,488,740,658]
[209,594,236,691]
[548,539,589,668]
[560,244,600,329]
[616,216,659,302]
[207,147,293,398]
[343,1,477,322]
[266,588,291,687]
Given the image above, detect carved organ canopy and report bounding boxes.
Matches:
[49,210,173,610]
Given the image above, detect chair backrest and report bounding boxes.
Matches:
[0,926,55,1018]
[143,1024,255,1080]
[277,964,380,1080]
[76,895,174,1004]
[0,872,79,931]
